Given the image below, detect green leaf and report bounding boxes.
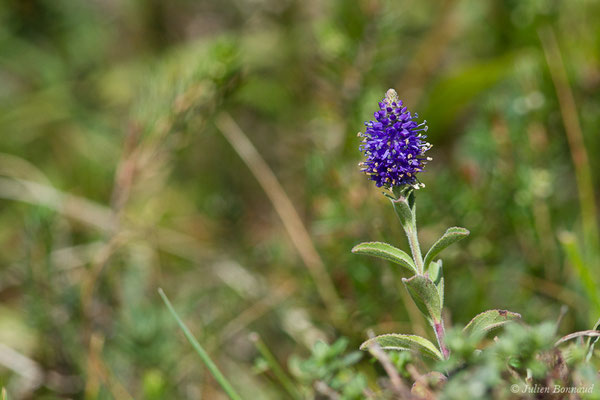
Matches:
[423,227,470,269]
[427,260,444,307]
[352,242,417,274]
[360,334,443,360]
[428,260,443,285]
[463,309,521,336]
[402,275,442,323]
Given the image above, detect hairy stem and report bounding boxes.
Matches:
[404,224,424,274]
[434,320,450,360]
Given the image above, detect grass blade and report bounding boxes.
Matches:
[249,333,302,400]
[158,288,243,400]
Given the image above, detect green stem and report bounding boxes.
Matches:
[159,288,243,400]
[404,223,424,274]
[392,191,425,274]
[433,320,450,360]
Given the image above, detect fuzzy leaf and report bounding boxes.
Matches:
[352,242,417,274]
[402,275,442,323]
[463,309,521,336]
[423,227,470,269]
[360,334,443,360]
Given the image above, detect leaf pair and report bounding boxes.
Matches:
[351,227,470,276]
[360,309,522,362]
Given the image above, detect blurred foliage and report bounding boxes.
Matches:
[0,0,599,398]
[291,322,600,399]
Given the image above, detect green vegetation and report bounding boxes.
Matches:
[0,0,599,398]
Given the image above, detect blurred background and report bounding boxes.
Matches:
[0,0,599,398]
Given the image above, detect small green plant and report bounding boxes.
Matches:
[353,89,520,361]
[330,89,600,399]
[289,338,367,399]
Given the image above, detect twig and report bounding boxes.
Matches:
[520,273,585,310]
[554,305,569,335]
[314,381,341,399]
[221,279,296,343]
[0,177,116,232]
[215,113,344,321]
[85,334,134,400]
[0,343,44,395]
[0,177,216,261]
[365,330,410,396]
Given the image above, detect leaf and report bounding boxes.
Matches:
[360,334,443,360]
[555,330,600,346]
[352,242,417,274]
[463,309,521,336]
[411,372,447,399]
[427,260,444,307]
[428,260,443,285]
[423,227,470,269]
[402,275,442,323]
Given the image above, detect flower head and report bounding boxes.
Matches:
[358,89,431,189]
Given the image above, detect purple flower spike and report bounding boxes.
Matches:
[358,89,432,189]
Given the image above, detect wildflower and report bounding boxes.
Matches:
[358,89,431,189]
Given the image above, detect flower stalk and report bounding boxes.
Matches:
[354,89,466,362]
[401,203,424,275]
[434,321,450,360]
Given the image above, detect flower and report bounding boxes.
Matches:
[358,89,432,189]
